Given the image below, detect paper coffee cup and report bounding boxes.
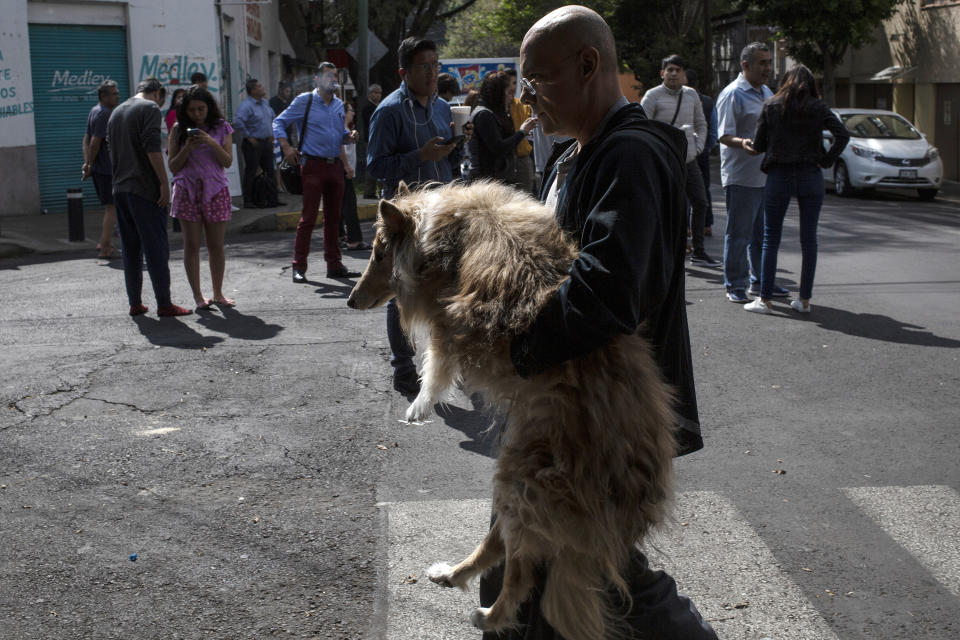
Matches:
[451,106,471,135]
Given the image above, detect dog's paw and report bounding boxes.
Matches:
[404,395,433,422]
[470,607,492,630]
[426,562,456,588]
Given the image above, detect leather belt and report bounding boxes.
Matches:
[303,154,339,163]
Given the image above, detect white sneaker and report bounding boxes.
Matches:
[790,299,811,313]
[744,299,772,314]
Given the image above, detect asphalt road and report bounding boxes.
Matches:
[1,185,958,640]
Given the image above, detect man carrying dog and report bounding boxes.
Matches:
[366,37,465,395]
[480,6,717,639]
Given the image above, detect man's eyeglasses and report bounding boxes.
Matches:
[407,61,442,74]
[519,76,540,97]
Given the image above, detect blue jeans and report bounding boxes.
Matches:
[386,298,415,375]
[722,185,764,291]
[761,164,824,300]
[114,191,172,308]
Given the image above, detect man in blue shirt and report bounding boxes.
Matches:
[274,62,358,280]
[235,79,282,209]
[367,37,462,395]
[716,43,789,303]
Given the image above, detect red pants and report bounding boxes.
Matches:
[293,157,344,273]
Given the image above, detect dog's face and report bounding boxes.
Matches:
[347,196,415,310]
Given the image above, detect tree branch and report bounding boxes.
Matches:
[436,0,480,20]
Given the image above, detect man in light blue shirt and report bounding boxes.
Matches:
[367,37,463,395]
[235,79,282,208]
[716,42,788,302]
[274,62,358,281]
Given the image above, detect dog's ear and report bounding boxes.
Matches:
[379,199,410,236]
[397,181,411,197]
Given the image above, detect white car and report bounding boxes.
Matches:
[823,109,943,200]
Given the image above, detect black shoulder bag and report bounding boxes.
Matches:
[278,92,314,195]
[670,89,684,126]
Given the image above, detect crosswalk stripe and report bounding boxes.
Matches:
[843,484,960,598]
[383,493,840,639]
[385,499,491,639]
[645,491,841,640]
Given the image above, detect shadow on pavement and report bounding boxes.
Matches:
[311,281,354,299]
[805,305,960,348]
[132,315,225,349]
[195,306,284,340]
[435,401,500,458]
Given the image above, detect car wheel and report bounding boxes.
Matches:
[834,161,854,197]
[918,188,938,201]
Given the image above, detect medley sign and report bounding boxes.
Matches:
[139,54,217,92]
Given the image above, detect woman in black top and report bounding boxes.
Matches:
[746,64,849,315]
[468,71,537,184]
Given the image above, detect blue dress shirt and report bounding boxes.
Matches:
[366,82,458,199]
[272,90,350,160]
[234,96,276,139]
[717,73,773,188]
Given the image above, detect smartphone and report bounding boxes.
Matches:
[443,134,466,149]
[187,128,201,137]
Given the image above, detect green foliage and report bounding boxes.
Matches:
[440,0,521,58]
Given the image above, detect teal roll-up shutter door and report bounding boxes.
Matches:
[28,24,130,213]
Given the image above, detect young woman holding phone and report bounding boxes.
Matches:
[167,85,236,310]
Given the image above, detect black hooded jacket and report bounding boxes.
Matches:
[509,102,703,456]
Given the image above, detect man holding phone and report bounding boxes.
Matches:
[367,37,467,395]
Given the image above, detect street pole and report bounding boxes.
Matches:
[703,0,713,95]
[358,0,369,97]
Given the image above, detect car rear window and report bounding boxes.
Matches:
[841,114,922,139]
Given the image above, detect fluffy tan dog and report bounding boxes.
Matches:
[347,181,677,639]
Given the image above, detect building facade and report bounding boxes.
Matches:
[0,0,296,216]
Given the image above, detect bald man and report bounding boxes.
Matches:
[480,6,717,639]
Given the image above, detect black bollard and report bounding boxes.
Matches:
[67,187,85,242]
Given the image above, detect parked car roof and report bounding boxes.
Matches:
[831,108,902,116]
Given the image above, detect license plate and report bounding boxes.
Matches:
[899,169,918,178]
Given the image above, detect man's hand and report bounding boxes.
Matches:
[246,136,260,147]
[345,165,355,179]
[81,163,91,180]
[345,129,359,144]
[418,136,456,162]
[158,183,171,209]
[282,143,299,166]
[520,116,539,134]
[741,138,760,156]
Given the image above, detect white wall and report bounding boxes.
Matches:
[0,1,37,147]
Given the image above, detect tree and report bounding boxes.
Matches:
[477,0,735,95]
[741,0,907,106]
[440,0,521,58]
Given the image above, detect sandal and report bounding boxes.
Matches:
[98,247,119,260]
[346,241,371,251]
[213,297,236,307]
[195,298,214,311]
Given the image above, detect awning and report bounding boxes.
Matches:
[870,66,917,81]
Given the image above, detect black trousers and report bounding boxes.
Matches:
[685,160,709,252]
[241,137,277,206]
[697,150,714,228]
[338,175,363,243]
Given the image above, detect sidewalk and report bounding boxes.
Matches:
[0,194,381,260]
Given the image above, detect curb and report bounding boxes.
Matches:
[241,202,379,234]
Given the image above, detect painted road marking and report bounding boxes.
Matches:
[844,484,960,598]
[384,493,840,640]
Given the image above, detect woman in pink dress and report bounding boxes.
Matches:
[167,85,236,310]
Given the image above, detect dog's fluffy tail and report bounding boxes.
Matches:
[541,551,626,640]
